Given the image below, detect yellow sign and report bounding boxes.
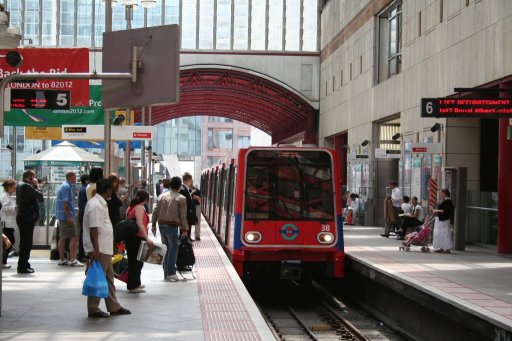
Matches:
[25,127,62,140]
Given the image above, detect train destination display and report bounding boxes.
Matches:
[10,89,70,110]
[422,98,512,118]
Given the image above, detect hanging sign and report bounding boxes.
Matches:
[375,148,401,159]
[411,143,442,154]
[421,98,512,118]
[4,85,103,127]
[25,127,62,140]
[347,153,369,160]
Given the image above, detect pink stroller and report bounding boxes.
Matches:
[398,216,434,252]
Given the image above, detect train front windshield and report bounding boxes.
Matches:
[244,150,335,221]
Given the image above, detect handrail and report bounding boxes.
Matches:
[466,206,498,212]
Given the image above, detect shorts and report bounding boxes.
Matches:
[58,220,77,238]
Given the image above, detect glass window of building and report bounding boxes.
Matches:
[95,3,106,47]
[208,128,233,150]
[268,0,284,51]
[233,0,249,50]
[164,0,180,24]
[238,136,251,148]
[208,117,233,123]
[216,0,231,50]
[131,5,145,29]
[285,0,300,51]
[112,5,126,31]
[302,0,318,51]
[77,1,93,46]
[41,0,57,46]
[147,5,163,27]
[6,1,21,29]
[182,1,198,49]
[388,1,402,76]
[199,0,214,49]
[250,1,266,50]
[25,0,40,45]
[207,156,224,167]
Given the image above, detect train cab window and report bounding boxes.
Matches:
[244,150,335,221]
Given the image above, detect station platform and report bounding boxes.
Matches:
[343,225,512,340]
[0,220,274,341]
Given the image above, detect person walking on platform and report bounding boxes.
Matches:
[189,180,202,240]
[16,169,43,274]
[152,176,189,282]
[160,178,171,196]
[125,190,154,293]
[180,173,198,242]
[107,173,123,229]
[381,181,403,237]
[77,174,89,263]
[432,189,454,253]
[56,171,83,267]
[83,178,131,318]
[1,179,17,269]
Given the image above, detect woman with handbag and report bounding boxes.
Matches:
[125,190,154,293]
[1,179,17,269]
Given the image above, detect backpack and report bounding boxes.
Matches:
[114,218,138,242]
[176,236,195,269]
[180,185,198,226]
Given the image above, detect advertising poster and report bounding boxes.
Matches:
[0,48,90,106]
[411,157,421,199]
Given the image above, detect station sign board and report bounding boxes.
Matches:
[375,148,401,159]
[62,125,154,141]
[411,143,442,154]
[10,89,70,110]
[421,98,512,118]
[347,153,369,161]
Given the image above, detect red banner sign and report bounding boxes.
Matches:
[412,147,428,153]
[0,48,89,106]
[429,178,438,211]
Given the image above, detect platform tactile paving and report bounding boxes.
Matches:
[195,224,263,341]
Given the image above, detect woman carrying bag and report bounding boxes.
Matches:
[125,190,154,293]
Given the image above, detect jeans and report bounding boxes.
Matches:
[159,224,179,278]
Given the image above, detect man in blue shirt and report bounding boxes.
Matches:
[77,174,89,262]
[56,171,83,267]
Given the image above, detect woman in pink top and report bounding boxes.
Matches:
[125,190,154,293]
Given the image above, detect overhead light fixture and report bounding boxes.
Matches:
[120,0,138,5]
[112,115,126,126]
[6,144,13,151]
[101,0,118,7]
[141,0,158,8]
[392,133,402,141]
[431,123,442,133]
[361,140,369,147]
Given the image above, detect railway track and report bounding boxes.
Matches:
[264,301,368,340]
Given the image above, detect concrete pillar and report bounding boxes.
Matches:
[498,85,512,254]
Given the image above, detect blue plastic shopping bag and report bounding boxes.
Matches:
[82,260,109,298]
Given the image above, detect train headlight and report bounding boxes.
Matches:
[245,231,262,244]
[317,232,334,244]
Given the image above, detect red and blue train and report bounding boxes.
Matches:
[201,146,344,281]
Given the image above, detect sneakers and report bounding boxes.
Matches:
[68,259,84,267]
[128,287,146,293]
[2,264,11,269]
[59,259,84,267]
[165,274,180,282]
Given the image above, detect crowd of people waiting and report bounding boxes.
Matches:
[1,168,202,318]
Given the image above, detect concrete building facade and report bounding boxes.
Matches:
[319,0,512,251]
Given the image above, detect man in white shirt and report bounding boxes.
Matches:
[390,181,403,230]
[83,178,131,318]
